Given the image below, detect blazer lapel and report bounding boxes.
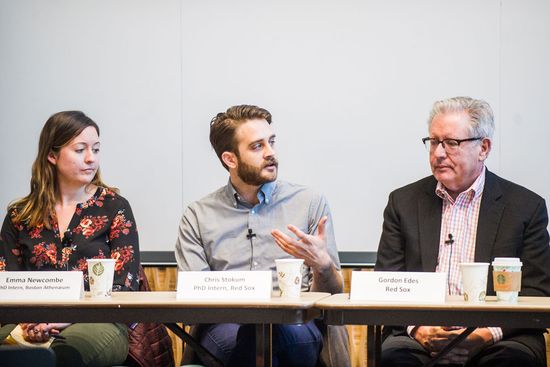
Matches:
[475,170,505,262]
[418,178,442,271]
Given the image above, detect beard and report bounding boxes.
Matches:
[237,156,278,186]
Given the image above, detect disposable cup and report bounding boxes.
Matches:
[87,258,116,298]
[275,259,304,299]
[459,262,489,302]
[492,257,522,302]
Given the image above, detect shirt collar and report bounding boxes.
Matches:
[225,179,276,207]
[436,166,486,204]
[258,181,276,204]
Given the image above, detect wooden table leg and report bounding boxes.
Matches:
[255,323,272,367]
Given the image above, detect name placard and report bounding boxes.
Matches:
[350,271,446,303]
[177,271,272,300]
[0,271,84,300]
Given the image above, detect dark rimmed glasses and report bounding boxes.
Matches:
[422,137,482,154]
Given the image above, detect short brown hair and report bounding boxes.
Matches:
[209,105,272,170]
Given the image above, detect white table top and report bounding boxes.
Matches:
[316,293,550,328]
[0,291,331,324]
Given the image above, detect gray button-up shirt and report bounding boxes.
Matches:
[175,180,341,290]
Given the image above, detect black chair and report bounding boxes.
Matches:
[0,346,56,367]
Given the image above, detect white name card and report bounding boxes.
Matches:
[177,271,272,300]
[350,271,446,303]
[0,271,84,300]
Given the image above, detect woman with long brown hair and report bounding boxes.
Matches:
[0,111,140,366]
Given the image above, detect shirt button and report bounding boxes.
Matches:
[253,261,258,266]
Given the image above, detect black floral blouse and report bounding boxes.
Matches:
[0,187,140,291]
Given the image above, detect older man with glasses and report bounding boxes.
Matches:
[375,96,550,367]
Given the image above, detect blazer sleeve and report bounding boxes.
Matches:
[516,198,550,297]
[500,195,550,338]
[375,191,407,271]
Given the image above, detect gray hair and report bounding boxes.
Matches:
[428,96,495,139]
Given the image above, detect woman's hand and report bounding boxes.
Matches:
[20,323,71,342]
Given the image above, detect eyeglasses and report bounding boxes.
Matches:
[422,137,482,154]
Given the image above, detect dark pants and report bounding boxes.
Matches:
[0,323,128,367]
[198,321,322,367]
[381,333,546,367]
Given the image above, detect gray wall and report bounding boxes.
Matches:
[1,0,549,253]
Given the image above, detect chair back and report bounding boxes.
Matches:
[0,346,56,367]
[125,265,175,367]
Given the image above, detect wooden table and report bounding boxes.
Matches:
[1,291,329,367]
[316,293,550,367]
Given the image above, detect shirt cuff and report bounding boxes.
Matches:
[487,327,503,343]
[407,325,417,338]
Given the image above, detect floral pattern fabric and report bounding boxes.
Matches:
[0,187,140,291]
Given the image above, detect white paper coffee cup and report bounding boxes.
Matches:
[492,257,522,302]
[275,259,304,299]
[459,262,489,302]
[87,258,116,298]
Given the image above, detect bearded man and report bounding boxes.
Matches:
[175,105,346,367]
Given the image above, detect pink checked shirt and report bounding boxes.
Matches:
[408,168,503,344]
[435,170,484,295]
[435,168,502,343]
